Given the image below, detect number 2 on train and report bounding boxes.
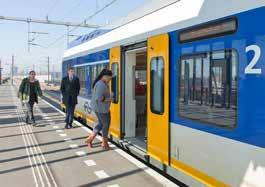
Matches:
[245,44,262,74]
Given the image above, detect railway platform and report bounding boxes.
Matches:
[0,83,178,187]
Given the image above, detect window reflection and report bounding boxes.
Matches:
[76,66,86,97]
[151,57,164,114]
[90,63,109,97]
[179,50,238,128]
[111,63,118,103]
[75,63,109,98]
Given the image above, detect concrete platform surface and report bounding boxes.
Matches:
[0,83,178,187]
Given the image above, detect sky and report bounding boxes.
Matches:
[0,0,146,75]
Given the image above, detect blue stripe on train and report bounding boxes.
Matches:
[62,49,110,97]
[62,49,109,76]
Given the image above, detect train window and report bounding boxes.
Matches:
[150,57,164,114]
[111,63,119,103]
[90,65,98,92]
[179,18,237,43]
[179,49,238,128]
[75,66,86,97]
[90,63,109,95]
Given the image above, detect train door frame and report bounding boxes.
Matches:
[121,41,148,149]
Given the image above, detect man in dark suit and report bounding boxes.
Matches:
[60,67,80,129]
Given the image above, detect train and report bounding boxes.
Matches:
[62,1,265,186]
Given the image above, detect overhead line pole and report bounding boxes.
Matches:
[11,55,14,85]
[0,59,2,85]
[47,56,50,85]
[27,22,30,52]
[67,26,70,46]
[52,64,55,84]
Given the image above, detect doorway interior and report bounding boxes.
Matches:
[123,48,147,150]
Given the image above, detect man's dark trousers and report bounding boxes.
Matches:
[65,96,76,128]
[65,104,75,127]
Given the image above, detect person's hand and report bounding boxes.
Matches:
[109,93,114,102]
[105,97,113,102]
[105,95,113,102]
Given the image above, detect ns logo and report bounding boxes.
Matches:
[84,101,92,114]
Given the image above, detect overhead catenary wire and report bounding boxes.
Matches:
[46,0,61,17]
[77,0,118,30]
[33,0,70,42]
[45,0,179,49]
[45,0,118,49]
[26,0,60,52]
[26,0,94,52]
[17,0,118,72]
[60,0,86,21]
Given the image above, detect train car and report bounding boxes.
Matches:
[62,0,265,186]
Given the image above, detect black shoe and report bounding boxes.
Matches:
[32,119,36,126]
[65,124,70,129]
[25,116,29,124]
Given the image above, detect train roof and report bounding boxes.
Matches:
[67,29,110,49]
[104,0,181,30]
[63,0,265,60]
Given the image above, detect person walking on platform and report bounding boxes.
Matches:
[60,67,80,129]
[85,69,113,150]
[18,70,43,125]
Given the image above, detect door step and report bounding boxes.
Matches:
[118,139,148,162]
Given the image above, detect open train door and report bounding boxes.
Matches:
[109,47,121,139]
[147,34,169,165]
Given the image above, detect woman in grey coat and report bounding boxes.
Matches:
[85,69,113,149]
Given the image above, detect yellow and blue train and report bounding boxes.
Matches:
[62,1,265,186]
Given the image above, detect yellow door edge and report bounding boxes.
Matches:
[109,46,121,139]
[148,152,169,165]
[171,159,230,187]
[110,130,120,139]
